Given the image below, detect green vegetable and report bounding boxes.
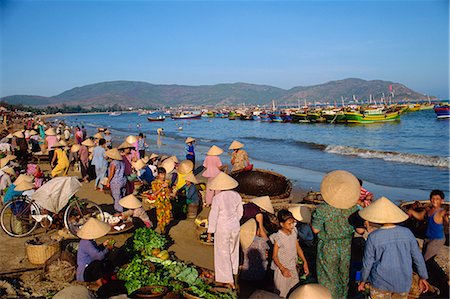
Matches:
[132,227,168,257]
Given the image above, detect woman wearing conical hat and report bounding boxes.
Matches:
[229,140,250,173]
[76,218,115,286]
[105,148,127,212]
[202,145,226,207]
[118,194,152,228]
[358,197,429,298]
[311,170,361,299]
[79,139,94,183]
[241,195,275,239]
[207,172,243,289]
[45,127,58,163]
[92,138,108,191]
[185,137,195,165]
[51,142,70,177]
[118,141,136,196]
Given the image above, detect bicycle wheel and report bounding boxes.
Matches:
[63,199,104,236]
[1,198,40,237]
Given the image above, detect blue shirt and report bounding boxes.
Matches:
[3,184,22,203]
[91,146,108,168]
[425,210,445,239]
[184,183,199,204]
[185,144,195,159]
[139,166,155,184]
[76,239,109,281]
[361,226,428,293]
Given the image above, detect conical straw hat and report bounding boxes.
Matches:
[126,135,137,144]
[104,130,111,134]
[208,172,239,191]
[149,153,159,160]
[14,174,33,185]
[185,137,195,143]
[1,158,11,168]
[288,204,312,224]
[207,145,224,156]
[119,194,142,209]
[288,284,332,299]
[71,144,81,153]
[132,159,146,171]
[52,142,65,148]
[229,140,244,150]
[77,218,111,239]
[142,156,150,164]
[29,130,38,135]
[118,141,134,150]
[320,170,360,209]
[14,181,34,191]
[161,158,175,174]
[170,156,179,163]
[178,160,194,175]
[81,139,95,147]
[93,132,103,139]
[185,172,198,184]
[106,148,123,160]
[45,128,56,136]
[59,140,68,146]
[6,133,13,139]
[13,131,24,138]
[240,219,257,250]
[250,196,274,214]
[2,167,15,176]
[6,154,16,161]
[359,196,408,224]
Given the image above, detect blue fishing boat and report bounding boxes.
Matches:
[434,104,450,119]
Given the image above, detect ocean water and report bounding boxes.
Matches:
[58,110,449,203]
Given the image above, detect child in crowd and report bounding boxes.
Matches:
[270,209,309,298]
[118,194,152,228]
[151,167,172,234]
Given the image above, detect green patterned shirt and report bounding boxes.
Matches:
[312,202,357,241]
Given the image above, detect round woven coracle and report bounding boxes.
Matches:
[232,168,292,200]
[25,239,61,265]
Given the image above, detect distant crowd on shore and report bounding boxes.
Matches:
[0,113,448,299]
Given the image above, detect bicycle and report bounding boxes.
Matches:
[1,195,104,238]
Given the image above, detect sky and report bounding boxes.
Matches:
[0,0,448,99]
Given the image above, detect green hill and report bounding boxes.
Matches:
[1,78,432,108]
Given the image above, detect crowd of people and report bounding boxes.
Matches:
[0,115,448,299]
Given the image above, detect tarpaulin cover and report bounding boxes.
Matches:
[31,177,82,213]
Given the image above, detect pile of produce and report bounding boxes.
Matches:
[118,227,236,298]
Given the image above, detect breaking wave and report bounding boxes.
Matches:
[325,145,450,169]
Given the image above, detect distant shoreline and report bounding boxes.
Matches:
[41,111,133,118]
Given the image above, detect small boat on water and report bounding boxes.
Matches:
[147,115,165,122]
[171,112,202,120]
[345,109,400,124]
[231,168,292,202]
[434,104,450,119]
[109,112,121,116]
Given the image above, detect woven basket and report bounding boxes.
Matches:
[25,240,61,265]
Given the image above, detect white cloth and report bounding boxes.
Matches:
[208,190,243,283]
[0,143,11,153]
[31,177,82,213]
[149,165,158,177]
[0,172,12,191]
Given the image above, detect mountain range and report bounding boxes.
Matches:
[1,78,433,108]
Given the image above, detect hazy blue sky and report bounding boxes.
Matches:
[1,0,448,98]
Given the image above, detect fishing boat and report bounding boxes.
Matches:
[171,112,202,119]
[433,104,450,119]
[147,115,165,122]
[231,168,292,203]
[109,112,121,116]
[345,109,400,123]
[239,114,254,121]
[291,112,309,123]
[322,110,346,123]
[306,110,326,123]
